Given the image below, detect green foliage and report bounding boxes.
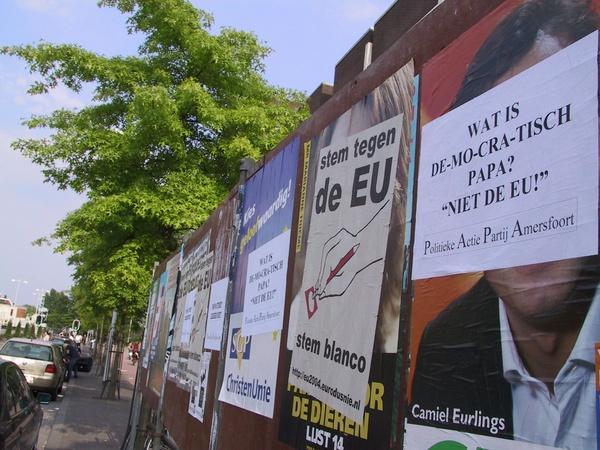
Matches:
[14,323,22,338]
[23,323,31,338]
[44,289,77,332]
[4,0,307,319]
[5,321,13,338]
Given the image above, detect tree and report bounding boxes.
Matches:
[44,289,77,332]
[5,321,13,338]
[14,323,22,338]
[3,0,307,319]
[23,323,31,338]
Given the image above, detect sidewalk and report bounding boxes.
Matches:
[39,350,137,450]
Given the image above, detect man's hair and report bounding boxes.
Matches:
[453,0,598,109]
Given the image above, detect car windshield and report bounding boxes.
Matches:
[0,341,53,362]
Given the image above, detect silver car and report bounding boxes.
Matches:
[0,338,65,400]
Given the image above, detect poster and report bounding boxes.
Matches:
[404,425,559,450]
[280,61,416,448]
[148,253,179,394]
[142,279,159,369]
[167,246,185,383]
[597,343,600,450]
[149,273,166,363]
[205,277,228,351]
[242,229,290,336]
[218,137,299,418]
[188,351,211,422]
[169,235,211,389]
[412,31,598,280]
[408,2,600,449]
[185,250,214,385]
[147,270,167,393]
[289,114,403,423]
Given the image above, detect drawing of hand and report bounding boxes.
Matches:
[304,200,390,319]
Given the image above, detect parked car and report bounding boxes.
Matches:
[50,342,67,375]
[77,349,93,372]
[0,360,43,449]
[0,338,65,400]
[50,337,93,372]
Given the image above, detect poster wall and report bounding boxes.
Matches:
[218,137,300,418]
[408,2,600,450]
[280,61,416,449]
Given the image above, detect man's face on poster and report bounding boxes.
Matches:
[485,257,586,322]
[482,32,592,323]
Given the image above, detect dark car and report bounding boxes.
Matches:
[0,360,43,449]
[51,338,93,372]
[76,350,93,372]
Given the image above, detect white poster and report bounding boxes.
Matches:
[242,230,290,336]
[289,115,403,422]
[180,290,195,347]
[204,277,228,351]
[413,32,599,279]
[170,235,211,388]
[405,424,560,450]
[186,251,213,385]
[218,313,279,418]
[188,351,211,422]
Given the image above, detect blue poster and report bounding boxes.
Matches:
[218,137,299,418]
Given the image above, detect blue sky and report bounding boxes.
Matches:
[0,0,394,306]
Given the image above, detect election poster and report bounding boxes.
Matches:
[149,253,179,394]
[201,194,237,354]
[596,343,600,450]
[142,278,159,369]
[188,351,211,422]
[167,246,185,384]
[204,277,228,351]
[170,233,211,389]
[185,248,214,385]
[280,61,416,449]
[407,2,600,449]
[218,137,299,418]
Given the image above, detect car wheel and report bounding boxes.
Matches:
[50,387,59,401]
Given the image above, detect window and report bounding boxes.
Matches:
[5,366,29,416]
[0,341,52,361]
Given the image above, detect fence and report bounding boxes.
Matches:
[128,1,600,449]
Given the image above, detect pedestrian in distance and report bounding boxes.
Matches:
[66,339,81,382]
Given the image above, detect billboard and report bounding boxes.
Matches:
[218,137,300,418]
[407,2,600,449]
[280,61,417,449]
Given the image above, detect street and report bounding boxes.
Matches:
[37,350,136,449]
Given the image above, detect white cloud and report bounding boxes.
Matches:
[9,74,87,114]
[29,84,86,114]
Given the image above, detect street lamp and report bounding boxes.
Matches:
[10,279,28,304]
[33,288,49,313]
